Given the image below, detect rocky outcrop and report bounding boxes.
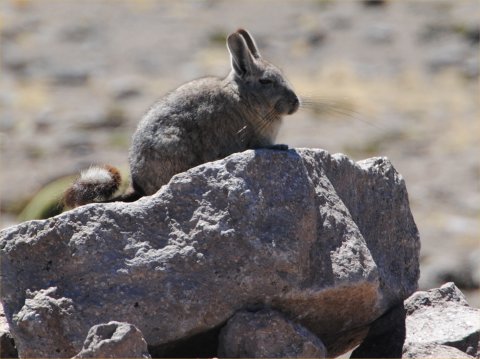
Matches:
[0,148,420,357]
[73,321,150,358]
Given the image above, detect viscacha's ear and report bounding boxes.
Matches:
[236,28,261,59]
[227,32,256,77]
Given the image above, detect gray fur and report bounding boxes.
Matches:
[129,29,299,195]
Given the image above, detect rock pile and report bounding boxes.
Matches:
[1,148,422,357]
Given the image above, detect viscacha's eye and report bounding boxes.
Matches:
[259,78,273,85]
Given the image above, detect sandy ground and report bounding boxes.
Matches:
[1,0,479,306]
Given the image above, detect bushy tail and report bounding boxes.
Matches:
[63,165,122,208]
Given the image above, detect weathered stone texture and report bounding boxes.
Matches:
[403,342,474,358]
[404,282,480,356]
[0,149,420,357]
[73,321,150,358]
[218,308,327,358]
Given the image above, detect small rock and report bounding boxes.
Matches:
[404,282,469,313]
[52,68,90,86]
[0,19,40,42]
[404,283,480,355]
[403,342,474,358]
[12,287,83,358]
[59,24,96,43]
[2,49,32,75]
[464,25,480,45]
[419,250,479,291]
[329,15,353,31]
[462,57,479,79]
[365,24,394,44]
[60,132,94,155]
[307,29,327,47]
[218,309,327,358]
[34,109,54,133]
[469,249,480,288]
[72,107,127,130]
[426,44,466,73]
[73,321,150,358]
[108,77,142,100]
[0,113,15,133]
[418,23,453,43]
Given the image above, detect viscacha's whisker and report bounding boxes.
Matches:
[298,95,384,130]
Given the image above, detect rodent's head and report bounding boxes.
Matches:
[227,29,299,119]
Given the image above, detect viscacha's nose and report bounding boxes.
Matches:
[288,95,300,115]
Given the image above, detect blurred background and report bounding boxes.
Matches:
[0,0,479,305]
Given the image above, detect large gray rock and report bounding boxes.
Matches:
[73,321,150,358]
[0,149,420,358]
[218,308,327,358]
[404,282,480,356]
